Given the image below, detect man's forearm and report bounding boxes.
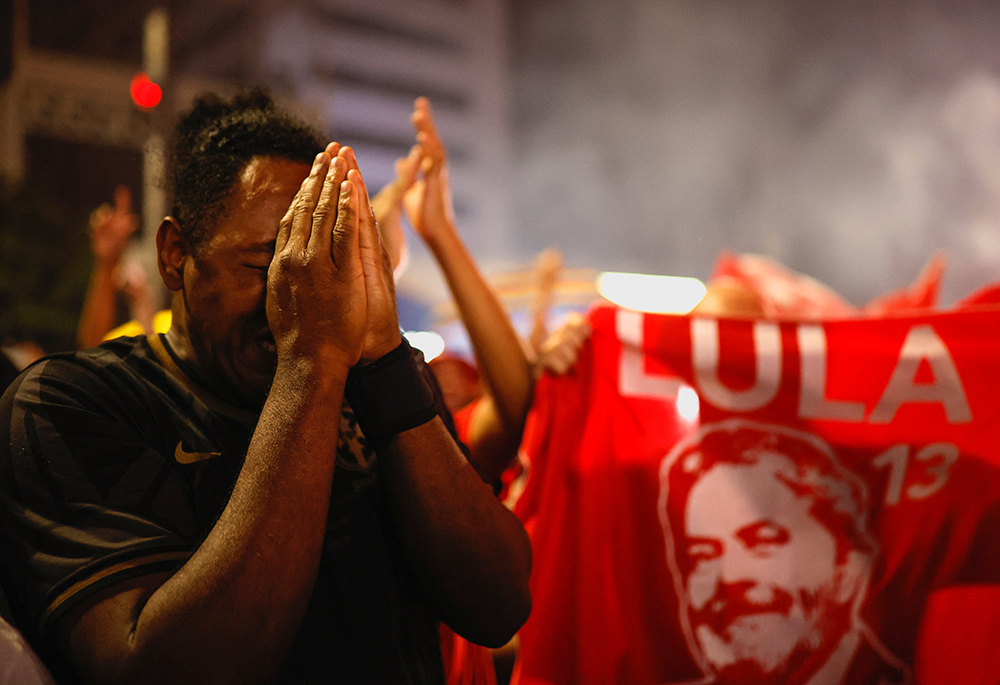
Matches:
[378,416,532,648]
[60,361,347,684]
[77,261,120,348]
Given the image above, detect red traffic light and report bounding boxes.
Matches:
[130,72,162,109]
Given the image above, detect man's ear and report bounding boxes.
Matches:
[156,217,188,291]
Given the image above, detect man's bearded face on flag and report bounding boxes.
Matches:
[679,453,862,683]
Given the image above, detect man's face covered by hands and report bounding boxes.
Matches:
[679,454,864,684]
[181,156,310,406]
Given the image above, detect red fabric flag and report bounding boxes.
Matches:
[710,252,857,319]
[514,302,1000,685]
[860,253,946,316]
[709,252,948,319]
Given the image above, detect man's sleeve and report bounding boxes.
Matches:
[0,356,193,639]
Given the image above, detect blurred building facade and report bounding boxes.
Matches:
[6,0,1000,345]
[1,0,515,335]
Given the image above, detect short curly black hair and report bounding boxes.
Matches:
[169,88,325,249]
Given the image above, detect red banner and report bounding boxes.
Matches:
[513,303,1000,685]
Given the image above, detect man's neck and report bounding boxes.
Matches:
[150,333,260,425]
[163,297,199,375]
[162,298,266,412]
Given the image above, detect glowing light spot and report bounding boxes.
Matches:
[404,331,446,361]
[130,72,162,109]
[676,385,700,423]
[596,272,706,314]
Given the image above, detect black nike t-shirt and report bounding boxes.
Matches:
[0,334,447,684]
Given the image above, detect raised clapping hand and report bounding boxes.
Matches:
[371,145,421,277]
[403,97,457,243]
[77,185,142,348]
[89,185,139,265]
[267,144,402,375]
[535,312,592,378]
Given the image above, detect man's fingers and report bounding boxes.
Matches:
[276,181,309,255]
[348,168,377,254]
[335,150,379,260]
[350,168,397,294]
[286,151,331,253]
[308,155,348,256]
[276,144,337,255]
[275,194,297,255]
[338,145,359,172]
[331,178,360,273]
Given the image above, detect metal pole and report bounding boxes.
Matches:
[0,0,30,186]
[138,7,170,309]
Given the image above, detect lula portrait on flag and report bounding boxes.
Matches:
[659,419,906,684]
[513,287,1000,684]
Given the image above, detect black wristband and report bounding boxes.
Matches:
[345,338,438,452]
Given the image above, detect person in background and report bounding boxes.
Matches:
[0,89,531,684]
[0,340,44,392]
[531,311,592,378]
[400,97,535,485]
[76,185,160,347]
[0,616,54,685]
[372,143,422,282]
[0,349,21,394]
[355,97,533,685]
[387,97,595,498]
[428,354,484,417]
[526,249,564,359]
[691,276,768,318]
[377,97,594,685]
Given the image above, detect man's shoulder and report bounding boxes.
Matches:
[0,335,191,464]
[5,336,165,403]
[0,336,211,651]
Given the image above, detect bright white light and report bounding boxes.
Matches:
[596,272,707,314]
[404,330,446,362]
[676,385,700,423]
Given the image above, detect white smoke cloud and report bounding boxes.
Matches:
[510,0,1000,305]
